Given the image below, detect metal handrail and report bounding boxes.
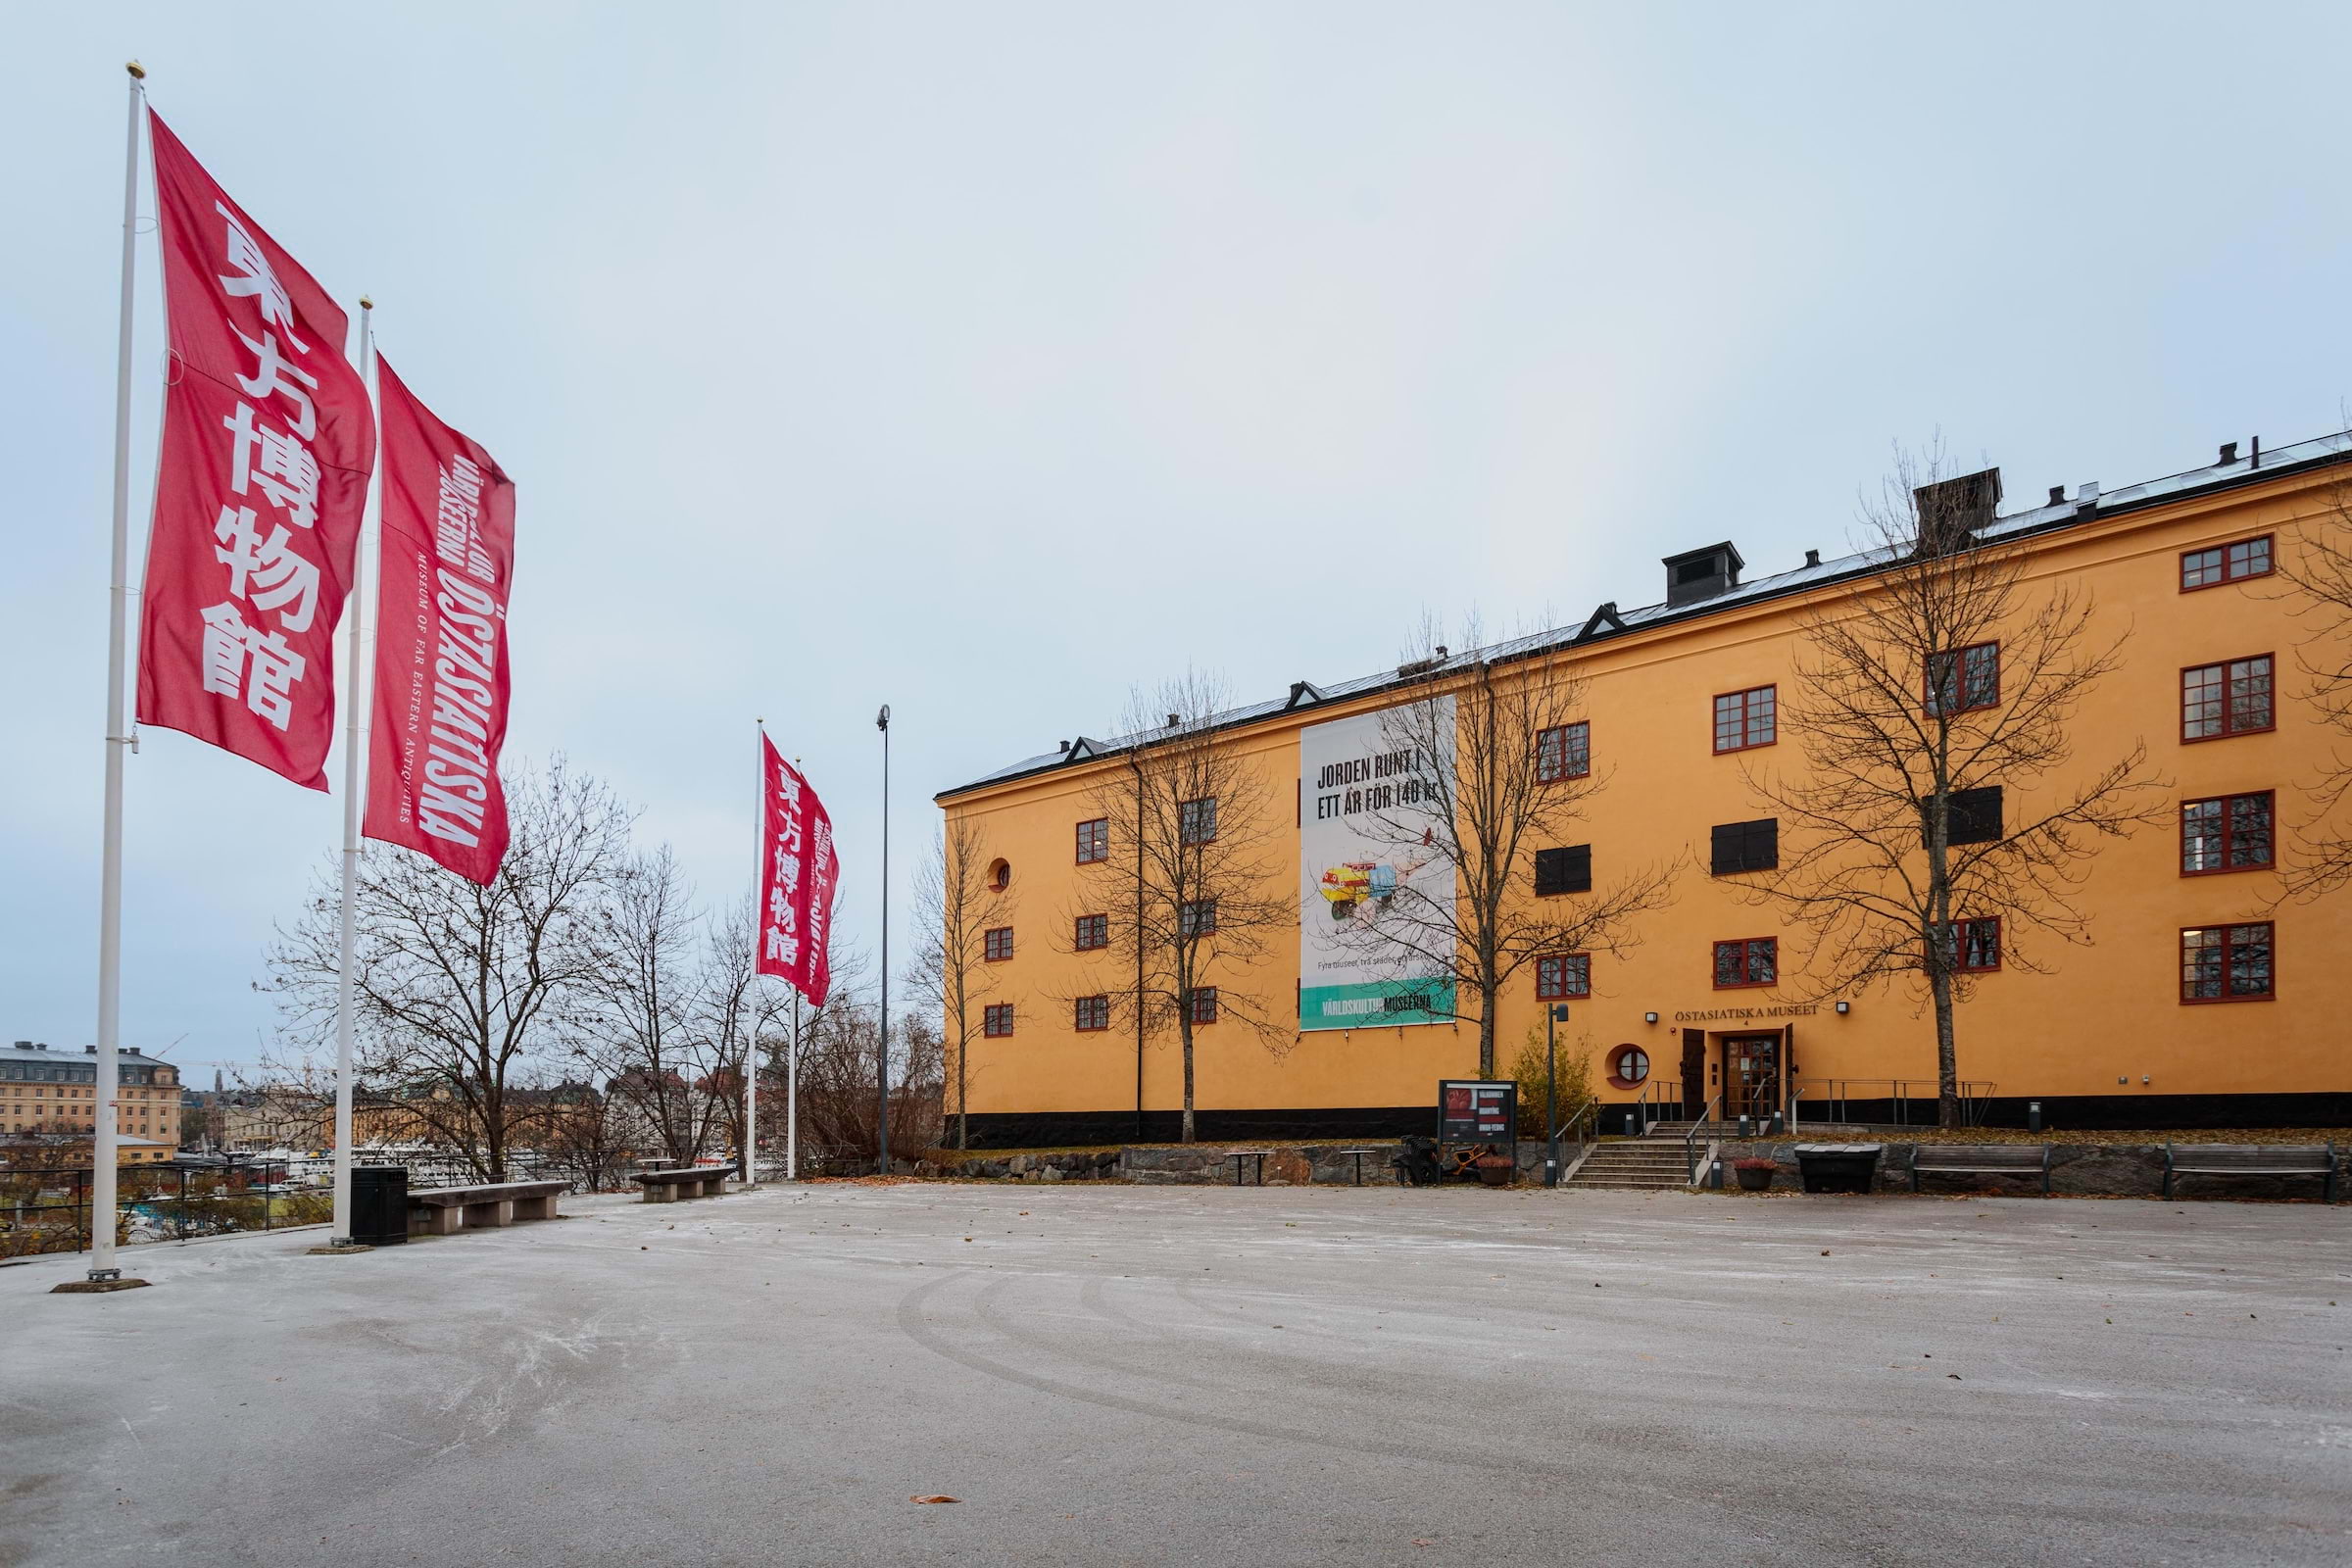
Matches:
[1684,1093,1722,1185]
[1548,1101,1600,1186]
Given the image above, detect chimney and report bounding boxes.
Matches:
[1164,713,1180,729]
[1057,740,1070,754]
[1912,467,2002,555]
[1661,542,1744,607]
[82,1043,95,1053]
[2217,442,2239,466]
[1803,549,1821,568]
[1434,645,1447,661]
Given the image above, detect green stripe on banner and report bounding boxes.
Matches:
[1299,981,1456,1032]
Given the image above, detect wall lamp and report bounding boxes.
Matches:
[1834,1001,1850,1015]
[1643,1011,1658,1025]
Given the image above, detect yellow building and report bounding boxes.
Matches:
[936,432,2352,1145]
[2,1042,182,1160]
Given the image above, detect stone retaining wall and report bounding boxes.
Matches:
[1716,1141,2342,1201]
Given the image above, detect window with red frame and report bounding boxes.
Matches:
[1712,937,1777,988]
[1075,817,1110,864]
[1536,721,1591,782]
[1536,954,1591,1000]
[1936,917,2001,973]
[2180,535,2273,591]
[983,926,1013,962]
[983,1004,1015,1037]
[2180,922,2273,1002]
[1927,642,2000,715]
[1073,995,1109,1032]
[2181,655,2274,740]
[1187,987,1219,1024]
[1179,900,1217,937]
[2181,792,2274,874]
[1073,913,1109,951]
[1713,686,1776,753]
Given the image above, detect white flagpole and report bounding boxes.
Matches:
[328,300,377,1247]
[744,718,762,1188]
[788,992,800,1182]
[84,63,148,1288]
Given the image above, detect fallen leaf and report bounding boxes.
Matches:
[911,1495,959,1505]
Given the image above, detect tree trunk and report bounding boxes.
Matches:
[1179,1015,1196,1143]
[1933,967,1960,1129]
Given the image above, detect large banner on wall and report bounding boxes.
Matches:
[1298,698,1456,1031]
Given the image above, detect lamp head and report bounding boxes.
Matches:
[876,704,891,731]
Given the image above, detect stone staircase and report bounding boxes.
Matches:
[1562,1140,1699,1191]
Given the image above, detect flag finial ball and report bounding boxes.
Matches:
[360,296,373,311]
[125,61,146,79]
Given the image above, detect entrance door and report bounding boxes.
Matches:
[1679,1030,1705,1117]
[1725,1035,1782,1121]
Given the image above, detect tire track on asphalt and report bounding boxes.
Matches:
[898,1269,1604,1482]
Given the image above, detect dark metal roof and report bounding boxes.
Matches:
[939,428,2352,801]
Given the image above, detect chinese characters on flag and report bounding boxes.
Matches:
[758,737,840,1005]
[363,357,515,884]
[137,113,374,790]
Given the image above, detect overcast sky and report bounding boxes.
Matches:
[7,3,2352,1082]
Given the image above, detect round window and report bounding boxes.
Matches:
[987,858,1012,893]
[1609,1046,1650,1088]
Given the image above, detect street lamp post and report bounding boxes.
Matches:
[875,704,891,1177]
[1544,1002,1568,1188]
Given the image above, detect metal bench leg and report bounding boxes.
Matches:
[2162,1170,2173,1200]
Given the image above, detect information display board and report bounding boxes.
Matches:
[1437,1079,1516,1145]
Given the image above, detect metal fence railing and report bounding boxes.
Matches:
[0,1150,639,1260]
[1789,1080,1995,1128]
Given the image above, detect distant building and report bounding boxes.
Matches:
[2,1041,181,1161]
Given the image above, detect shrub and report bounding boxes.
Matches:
[1732,1157,1778,1173]
[1506,1028,1595,1136]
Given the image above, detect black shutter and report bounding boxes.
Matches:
[1533,845,1591,896]
[1711,818,1778,874]
[1928,787,2003,847]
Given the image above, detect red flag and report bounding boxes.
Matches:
[136,112,373,790]
[363,358,515,883]
[758,738,841,1006]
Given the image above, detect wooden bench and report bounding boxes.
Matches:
[1911,1144,2051,1195]
[407,1180,567,1236]
[635,1165,734,1203]
[2164,1143,2337,1201]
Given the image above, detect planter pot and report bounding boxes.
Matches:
[1794,1144,1883,1195]
[1473,1156,1513,1187]
[1734,1163,1775,1192]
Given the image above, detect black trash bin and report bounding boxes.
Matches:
[350,1164,410,1246]
[1794,1144,1882,1195]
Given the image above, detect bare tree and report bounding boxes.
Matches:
[1743,452,2165,1127]
[908,813,1007,1149]
[1085,672,1292,1143]
[696,897,766,1166]
[1334,620,1677,1077]
[265,758,632,1179]
[569,845,717,1167]
[2277,483,2352,899]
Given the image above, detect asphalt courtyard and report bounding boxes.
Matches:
[6,1182,2348,1568]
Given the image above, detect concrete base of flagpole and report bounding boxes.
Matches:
[53,1276,151,1294]
[305,1244,375,1256]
